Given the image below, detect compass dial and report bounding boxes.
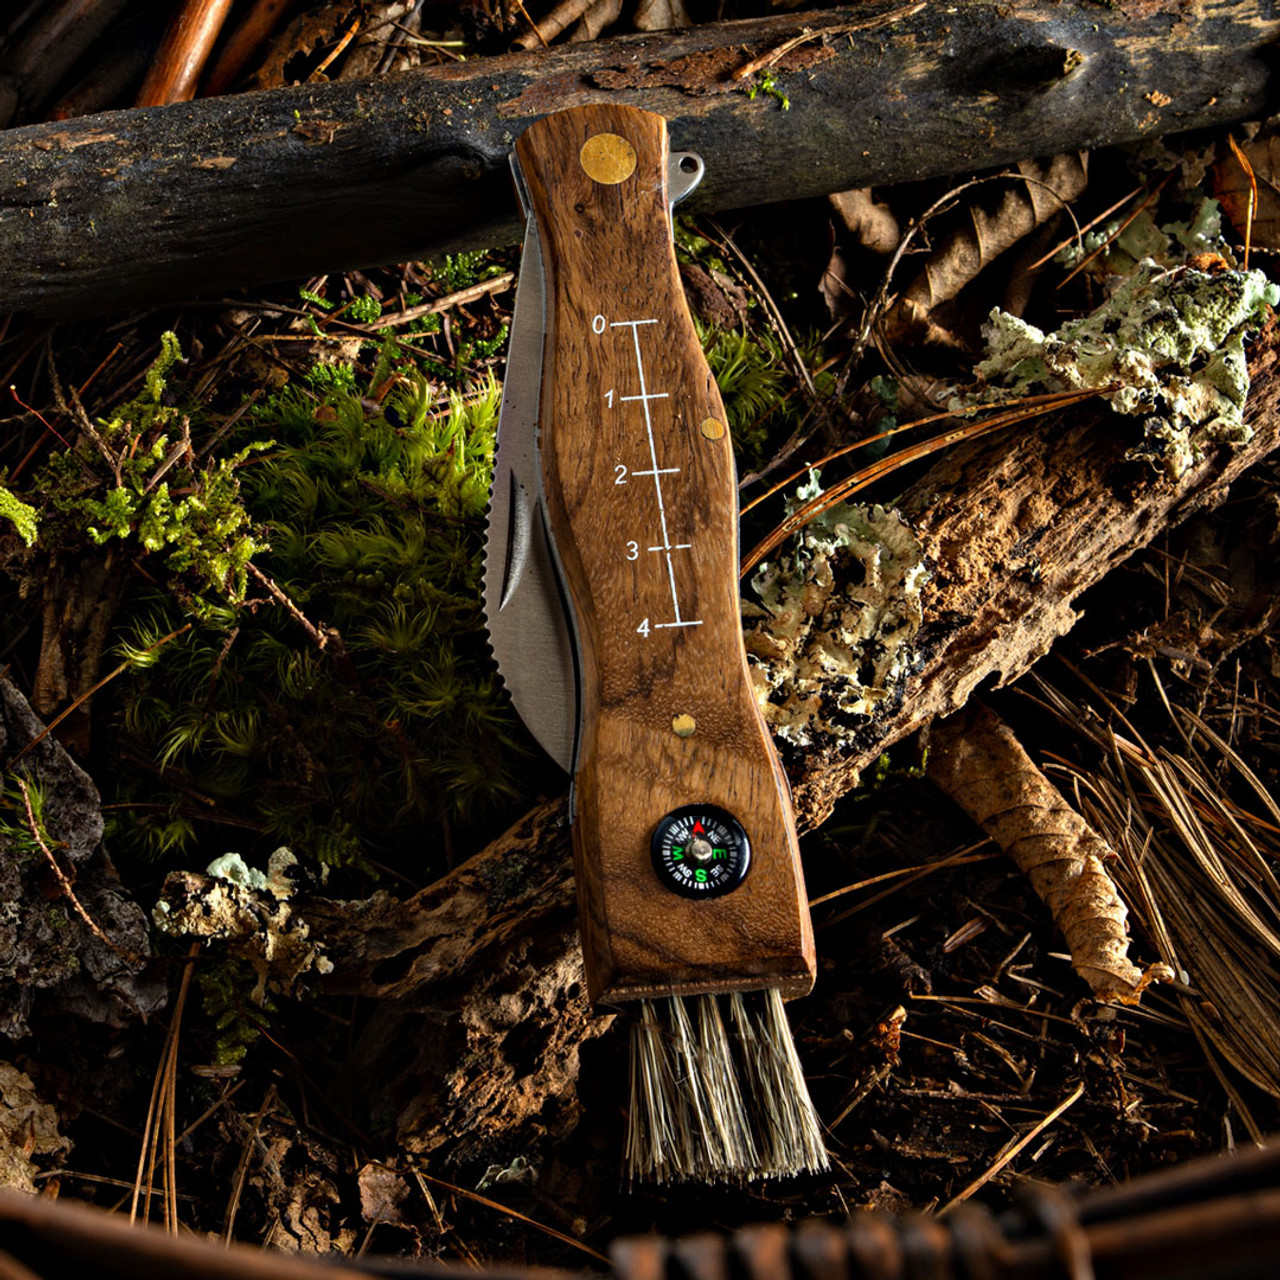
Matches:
[650,804,751,899]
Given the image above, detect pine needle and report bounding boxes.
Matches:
[131,943,199,1233]
[740,386,1108,578]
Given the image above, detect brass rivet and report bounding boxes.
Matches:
[672,713,696,738]
[580,133,637,185]
[700,418,726,440]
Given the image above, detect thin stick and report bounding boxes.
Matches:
[740,387,1100,517]
[131,944,199,1227]
[730,4,926,80]
[308,14,361,81]
[1057,173,1173,290]
[940,1081,1085,1214]
[810,841,994,906]
[222,1085,278,1244]
[11,775,141,964]
[740,386,1108,577]
[413,1168,609,1263]
[354,272,515,332]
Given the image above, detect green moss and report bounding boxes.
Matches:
[196,957,276,1066]
[699,324,833,477]
[23,333,270,607]
[109,368,529,871]
[746,70,790,110]
[0,486,38,547]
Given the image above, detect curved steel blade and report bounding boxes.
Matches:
[482,213,577,774]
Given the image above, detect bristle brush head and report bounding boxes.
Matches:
[626,990,827,1185]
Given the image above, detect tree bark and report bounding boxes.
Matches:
[1,0,1275,316]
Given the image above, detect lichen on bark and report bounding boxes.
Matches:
[744,477,929,751]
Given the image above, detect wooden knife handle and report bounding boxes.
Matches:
[516,104,815,1004]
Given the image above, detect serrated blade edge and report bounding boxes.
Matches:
[482,212,577,774]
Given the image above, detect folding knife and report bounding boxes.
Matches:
[484,104,814,1006]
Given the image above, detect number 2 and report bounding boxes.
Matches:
[614,464,627,484]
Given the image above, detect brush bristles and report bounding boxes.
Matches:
[626,989,827,1185]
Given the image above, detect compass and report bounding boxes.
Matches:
[650,804,751,899]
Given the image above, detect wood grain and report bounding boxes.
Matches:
[516,104,814,1003]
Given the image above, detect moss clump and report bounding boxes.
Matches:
[112,370,530,871]
[699,325,833,477]
[0,487,38,547]
[23,332,270,607]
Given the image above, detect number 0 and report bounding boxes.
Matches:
[592,314,606,334]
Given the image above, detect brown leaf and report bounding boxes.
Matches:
[928,702,1170,1004]
[830,188,900,254]
[888,154,1089,341]
[357,1161,411,1226]
[569,0,624,42]
[245,3,358,90]
[1214,129,1280,252]
[633,0,691,32]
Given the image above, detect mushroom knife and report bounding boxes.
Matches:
[484,103,815,1008]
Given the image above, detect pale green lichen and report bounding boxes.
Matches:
[154,845,332,1010]
[970,259,1279,480]
[1056,198,1227,276]
[744,474,929,748]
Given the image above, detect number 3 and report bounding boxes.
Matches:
[626,541,639,560]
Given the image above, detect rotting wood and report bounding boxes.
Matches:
[0,0,1276,316]
[788,327,1280,829]
[169,335,1280,1161]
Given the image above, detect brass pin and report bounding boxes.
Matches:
[700,418,726,441]
[580,133,637,185]
[672,713,696,738]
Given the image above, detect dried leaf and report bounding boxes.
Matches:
[514,0,594,49]
[888,154,1089,340]
[246,3,358,90]
[340,2,418,79]
[1214,129,1280,252]
[0,1063,69,1193]
[357,1161,410,1225]
[633,0,690,31]
[830,189,900,254]
[928,703,1169,1003]
[569,0,624,42]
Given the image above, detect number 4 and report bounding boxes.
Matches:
[637,618,650,637]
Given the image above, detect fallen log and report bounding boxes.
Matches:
[1,0,1276,316]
